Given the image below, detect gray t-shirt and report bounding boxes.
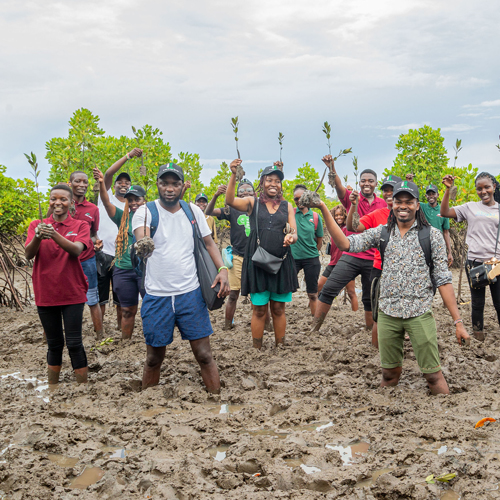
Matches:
[454,201,500,261]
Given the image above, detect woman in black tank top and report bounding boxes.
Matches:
[226,160,298,349]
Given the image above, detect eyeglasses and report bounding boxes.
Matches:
[238,187,254,194]
[293,197,301,202]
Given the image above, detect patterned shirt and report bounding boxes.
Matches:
[347,222,452,318]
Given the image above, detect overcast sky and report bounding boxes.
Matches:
[1,0,499,193]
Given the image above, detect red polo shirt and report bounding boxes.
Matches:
[25,215,89,306]
[341,189,387,261]
[73,199,99,262]
[359,207,390,270]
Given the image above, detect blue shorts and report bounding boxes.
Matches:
[112,267,144,307]
[81,256,99,307]
[141,287,213,347]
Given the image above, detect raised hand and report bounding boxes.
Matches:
[230,159,242,174]
[442,174,455,189]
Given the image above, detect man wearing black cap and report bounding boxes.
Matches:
[420,184,453,267]
[132,163,230,392]
[313,180,469,395]
[95,148,141,327]
[313,156,387,331]
[195,192,217,243]
[206,180,255,329]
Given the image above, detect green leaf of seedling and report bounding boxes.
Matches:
[425,474,435,484]
[435,473,457,483]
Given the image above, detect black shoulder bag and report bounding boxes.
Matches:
[466,204,500,289]
[251,200,288,275]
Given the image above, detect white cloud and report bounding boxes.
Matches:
[463,99,500,108]
[441,124,477,132]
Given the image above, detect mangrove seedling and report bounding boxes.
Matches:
[230,116,245,182]
[322,121,332,156]
[90,337,114,352]
[351,156,361,229]
[278,132,284,164]
[449,138,462,201]
[24,152,44,223]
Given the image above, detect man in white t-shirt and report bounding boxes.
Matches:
[95,148,141,328]
[133,163,230,392]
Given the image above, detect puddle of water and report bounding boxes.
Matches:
[300,464,321,474]
[284,458,303,468]
[441,491,460,500]
[453,447,462,454]
[437,445,448,455]
[69,467,105,489]
[280,421,331,432]
[355,467,394,488]
[239,429,289,440]
[316,422,334,432]
[140,408,167,417]
[47,454,79,467]
[102,446,136,458]
[0,372,50,402]
[209,404,248,414]
[207,445,230,461]
[326,440,370,466]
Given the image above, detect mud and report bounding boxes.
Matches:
[299,191,322,209]
[0,270,499,499]
[134,237,155,258]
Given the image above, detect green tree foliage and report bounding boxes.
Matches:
[0,165,41,234]
[205,161,232,208]
[176,152,203,203]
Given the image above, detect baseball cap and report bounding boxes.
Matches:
[238,178,254,190]
[260,165,284,181]
[115,172,131,183]
[380,175,402,189]
[393,180,420,199]
[157,163,184,181]
[195,193,208,203]
[124,185,146,198]
[425,184,438,193]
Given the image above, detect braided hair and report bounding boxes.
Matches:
[386,206,429,234]
[112,198,130,267]
[475,172,500,203]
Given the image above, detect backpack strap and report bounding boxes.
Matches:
[418,225,433,272]
[313,211,319,232]
[179,200,197,240]
[379,225,390,267]
[147,201,160,238]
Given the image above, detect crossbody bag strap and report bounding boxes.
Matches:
[254,199,261,245]
[494,203,500,258]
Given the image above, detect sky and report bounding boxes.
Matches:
[1,0,499,195]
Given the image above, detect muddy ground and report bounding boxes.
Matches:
[0,270,499,499]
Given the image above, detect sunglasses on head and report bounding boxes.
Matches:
[238,187,254,194]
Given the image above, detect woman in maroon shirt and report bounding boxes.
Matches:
[25,185,90,384]
[317,205,358,311]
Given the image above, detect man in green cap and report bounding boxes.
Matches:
[420,184,453,266]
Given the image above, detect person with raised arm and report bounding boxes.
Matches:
[441,172,500,341]
[206,181,255,329]
[308,181,469,395]
[312,155,387,332]
[226,159,298,349]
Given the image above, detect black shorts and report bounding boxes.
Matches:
[96,252,120,307]
[295,257,321,294]
[318,254,374,311]
[322,264,335,278]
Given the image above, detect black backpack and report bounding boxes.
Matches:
[379,224,436,295]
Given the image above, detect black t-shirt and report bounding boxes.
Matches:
[217,207,251,257]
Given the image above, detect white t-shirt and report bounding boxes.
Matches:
[97,189,126,256]
[132,200,212,296]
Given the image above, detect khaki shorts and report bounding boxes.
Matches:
[229,255,244,291]
[377,310,441,374]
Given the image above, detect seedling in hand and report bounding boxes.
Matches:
[24,152,43,222]
[230,117,245,182]
[351,156,360,229]
[449,138,462,201]
[278,132,284,163]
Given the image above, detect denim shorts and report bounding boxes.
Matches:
[141,287,213,347]
[81,256,99,307]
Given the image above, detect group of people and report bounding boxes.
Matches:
[25,148,500,396]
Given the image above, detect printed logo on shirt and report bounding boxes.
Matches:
[476,211,499,218]
[237,214,251,237]
[66,231,77,236]
[84,212,93,219]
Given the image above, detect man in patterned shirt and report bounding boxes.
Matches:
[311,181,470,395]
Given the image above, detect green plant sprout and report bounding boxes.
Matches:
[90,337,114,352]
[231,117,240,159]
[24,152,43,221]
[322,121,332,155]
[352,156,359,191]
[450,138,462,201]
[278,132,284,163]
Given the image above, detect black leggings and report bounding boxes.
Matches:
[466,260,500,332]
[37,303,87,369]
